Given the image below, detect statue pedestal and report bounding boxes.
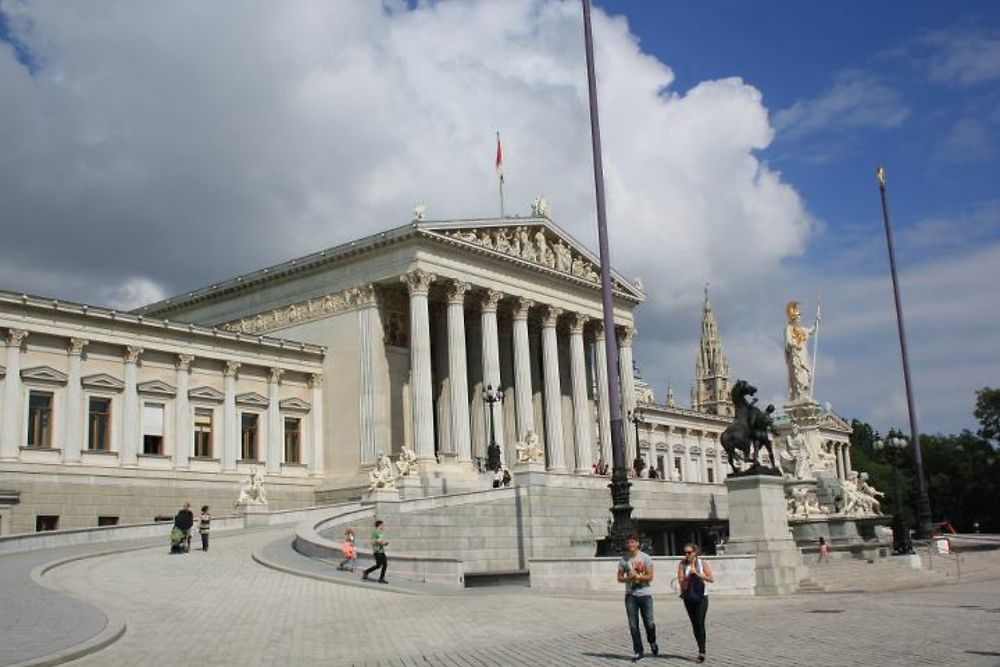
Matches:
[724,474,803,595]
[237,502,270,527]
[512,460,545,475]
[397,475,425,500]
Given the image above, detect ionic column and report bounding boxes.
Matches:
[120,346,143,466]
[511,297,535,442]
[309,373,324,475]
[266,368,284,474]
[541,306,566,472]
[447,281,473,464]
[835,443,845,480]
[2,329,28,460]
[593,323,612,467]
[569,314,592,474]
[844,442,853,476]
[357,284,379,466]
[402,270,437,462]
[480,289,505,462]
[173,354,194,468]
[64,338,89,463]
[222,361,240,471]
[618,326,637,466]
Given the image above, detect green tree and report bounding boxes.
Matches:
[974,387,1000,445]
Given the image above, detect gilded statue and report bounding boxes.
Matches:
[784,301,818,402]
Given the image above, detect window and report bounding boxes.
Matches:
[193,408,213,458]
[88,397,111,450]
[27,391,53,447]
[656,455,665,478]
[143,402,165,455]
[284,417,301,464]
[241,413,258,460]
[36,515,59,532]
[707,466,715,484]
[98,516,119,527]
[674,456,683,481]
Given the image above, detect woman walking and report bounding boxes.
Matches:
[678,543,714,663]
[198,505,211,552]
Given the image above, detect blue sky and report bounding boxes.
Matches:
[0,1,997,435]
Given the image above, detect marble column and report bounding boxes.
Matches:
[266,368,284,474]
[64,338,89,463]
[446,281,473,464]
[402,270,436,462]
[618,326,637,466]
[309,373,324,475]
[480,289,505,463]
[120,346,143,466]
[511,297,535,442]
[173,354,194,468]
[357,284,379,466]
[844,442,853,476]
[569,314,592,474]
[2,329,28,460]
[835,443,845,480]
[222,360,240,471]
[541,306,566,472]
[593,323,612,467]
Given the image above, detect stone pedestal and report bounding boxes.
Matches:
[513,460,545,475]
[363,486,401,504]
[237,502,270,527]
[724,474,803,596]
[397,475,425,500]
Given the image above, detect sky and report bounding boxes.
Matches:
[1,0,998,436]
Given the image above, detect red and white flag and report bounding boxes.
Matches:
[495,132,504,184]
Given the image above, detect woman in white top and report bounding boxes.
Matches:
[677,543,714,663]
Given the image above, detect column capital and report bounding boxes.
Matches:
[308,372,323,388]
[480,289,504,313]
[568,313,589,334]
[446,280,471,304]
[592,320,605,340]
[512,297,534,320]
[5,328,28,347]
[353,283,379,307]
[540,305,563,328]
[123,345,144,364]
[268,367,285,384]
[617,325,636,346]
[401,270,436,296]
[223,360,242,377]
[176,354,195,370]
[67,338,90,356]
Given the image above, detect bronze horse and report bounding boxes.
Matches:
[720,380,778,475]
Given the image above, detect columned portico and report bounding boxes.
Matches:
[222,360,240,471]
[64,338,88,463]
[511,297,535,442]
[403,270,437,463]
[618,326,637,466]
[540,305,566,472]
[446,281,473,465]
[2,329,28,460]
[480,289,505,464]
[121,346,143,466]
[593,322,612,467]
[174,354,194,468]
[568,314,592,474]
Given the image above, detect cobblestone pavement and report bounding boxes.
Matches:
[32,527,1000,666]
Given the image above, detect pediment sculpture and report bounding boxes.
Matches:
[515,431,544,463]
[368,451,397,490]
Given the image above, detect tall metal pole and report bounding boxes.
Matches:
[876,166,933,540]
[582,0,633,555]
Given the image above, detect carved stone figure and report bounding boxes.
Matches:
[396,445,417,477]
[516,431,544,463]
[858,472,884,515]
[779,425,813,480]
[412,203,426,221]
[494,228,512,254]
[518,226,536,261]
[531,196,549,217]
[478,229,494,248]
[720,379,778,476]
[368,451,397,490]
[237,467,268,505]
[535,229,554,268]
[554,240,572,273]
[785,301,818,402]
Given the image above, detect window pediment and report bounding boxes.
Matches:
[21,366,68,384]
[189,386,225,402]
[81,373,125,391]
[279,397,312,412]
[137,379,177,397]
[236,392,269,408]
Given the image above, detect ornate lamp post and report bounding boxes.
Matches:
[482,384,504,472]
[629,408,645,476]
[874,428,913,554]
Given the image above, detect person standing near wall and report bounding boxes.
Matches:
[198,505,211,552]
[362,519,389,584]
[678,543,714,663]
[617,534,657,661]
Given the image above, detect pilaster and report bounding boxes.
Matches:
[173,354,194,468]
[63,338,88,463]
[266,367,284,474]
[2,329,28,460]
[120,345,143,466]
[222,360,240,471]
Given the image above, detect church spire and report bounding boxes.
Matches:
[691,285,734,416]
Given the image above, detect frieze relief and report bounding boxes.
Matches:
[221,285,380,335]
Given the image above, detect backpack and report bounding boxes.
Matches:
[681,558,706,602]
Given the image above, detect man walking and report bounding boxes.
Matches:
[361,519,389,584]
[617,534,657,661]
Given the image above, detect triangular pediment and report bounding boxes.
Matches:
[137,379,176,396]
[421,218,645,301]
[236,391,269,408]
[279,397,312,412]
[81,373,125,391]
[21,366,68,384]
[189,386,225,402]
[820,411,852,433]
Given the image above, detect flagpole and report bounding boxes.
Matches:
[811,296,821,398]
[496,131,505,218]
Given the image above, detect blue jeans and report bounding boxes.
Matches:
[625,594,656,655]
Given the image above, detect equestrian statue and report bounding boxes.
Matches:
[720,379,780,477]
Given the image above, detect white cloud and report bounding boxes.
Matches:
[98,276,167,312]
[935,117,997,163]
[923,26,1000,87]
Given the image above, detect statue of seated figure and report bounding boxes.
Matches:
[515,431,544,463]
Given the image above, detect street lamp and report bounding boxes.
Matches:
[629,408,645,476]
[874,428,914,555]
[482,384,504,472]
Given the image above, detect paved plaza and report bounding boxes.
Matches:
[3,526,1000,667]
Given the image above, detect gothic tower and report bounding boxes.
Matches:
[690,286,734,417]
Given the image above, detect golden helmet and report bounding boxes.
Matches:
[785,301,801,322]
